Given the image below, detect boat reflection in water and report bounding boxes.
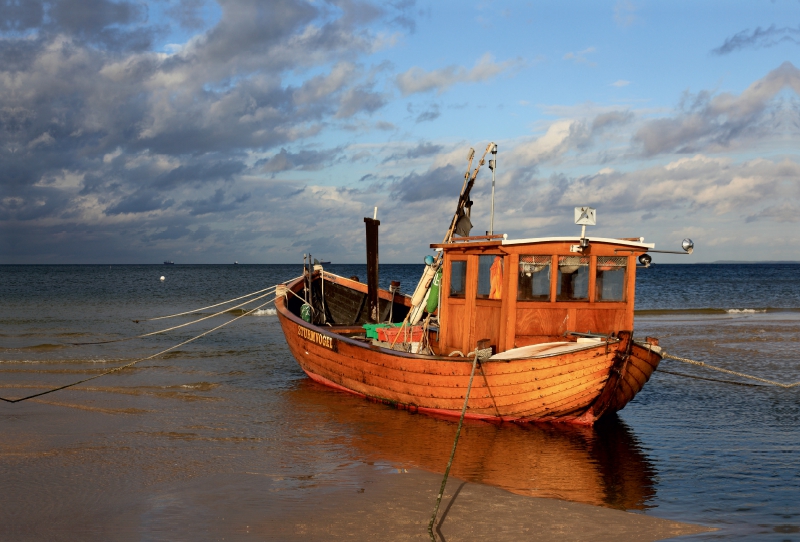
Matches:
[288,379,657,510]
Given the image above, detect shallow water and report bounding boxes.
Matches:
[1,264,799,540]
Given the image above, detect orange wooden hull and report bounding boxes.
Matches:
[276,280,661,425]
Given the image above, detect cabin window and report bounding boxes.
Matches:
[557,256,589,301]
[477,255,503,299]
[449,260,467,297]
[518,255,551,301]
[596,256,627,301]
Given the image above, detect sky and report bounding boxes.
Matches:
[1,0,799,264]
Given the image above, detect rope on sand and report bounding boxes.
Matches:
[662,352,800,388]
[0,296,279,404]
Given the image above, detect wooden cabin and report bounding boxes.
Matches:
[432,235,653,356]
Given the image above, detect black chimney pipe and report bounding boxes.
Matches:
[364,216,380,322]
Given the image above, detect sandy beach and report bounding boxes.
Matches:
[1,399,710,541]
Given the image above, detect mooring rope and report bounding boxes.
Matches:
[0,296,278,404]
[132,275,301,323]
[657,368,763,387]
[135,286,277,322]
[428,347,491,541]
[70,289,277,345]
[663,352,800,388]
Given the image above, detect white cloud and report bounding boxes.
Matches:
[614,1,638,27]
[395,53,522,96]
[562,47,596,66]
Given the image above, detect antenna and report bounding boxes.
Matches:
[488,144,498,234]
[571,207,596,252]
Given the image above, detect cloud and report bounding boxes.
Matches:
[260,147,341,173]
[395,53,521,96]
[381,142,442,163]
[745,203,800,223]
[374,120,396,131]
[613,1,637,27]
[165,0,210,30]
[562,47,596,66]
[635,62,800,156]
[0,0,45,31]
[482,155,800,248]
[507,109,633,167]
[389,165,461,202]
[415,104,440,123]
[611,79,630,87]
[0,0,411,262]
[713,25,800,55]
[106,191,175,215]
[336,84,387,118]
[181,188,251,216]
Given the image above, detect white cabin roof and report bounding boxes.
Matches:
[501,236,655,249]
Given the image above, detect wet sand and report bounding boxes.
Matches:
[186,469,711,541]
[1,399,710,541]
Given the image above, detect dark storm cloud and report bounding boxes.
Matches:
[713,25,800,55]
[634,62,800,156]
[0,0,44,31]
[166,0,209,30]
[182,188,251,216]
[389,165,461,202]
[0,0,156,51]
[49,0,147,34]
[154,160,246,189]
[106,191,175,215]
[146,224,193,241]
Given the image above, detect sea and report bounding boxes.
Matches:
[2,263,799,540]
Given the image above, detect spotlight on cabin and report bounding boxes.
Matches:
[682,238,694,254]
[638,254,652,267]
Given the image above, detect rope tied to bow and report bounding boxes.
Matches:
[662,352,800,388]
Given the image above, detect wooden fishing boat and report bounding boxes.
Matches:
[276,144,678,425]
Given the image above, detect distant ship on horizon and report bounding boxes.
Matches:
[163,261,174,265]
